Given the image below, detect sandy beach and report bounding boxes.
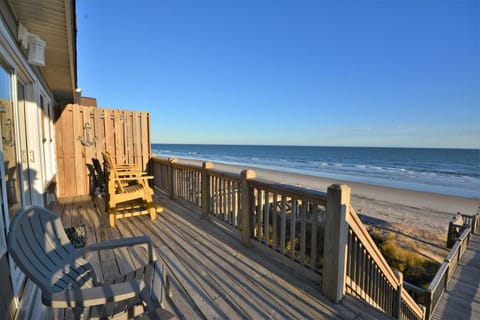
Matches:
[174,157,480,262]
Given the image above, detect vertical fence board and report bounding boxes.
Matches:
[72,106,84,195]
[133,111,141,168]
[55,104,151,197]
[141,112,150,171]
[104,109,115,155]
[114,109,124,165]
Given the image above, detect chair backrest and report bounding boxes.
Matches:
[102,151,115,171]
[92,157,105,184]
[102,151,125,192]
[7,206,96,296]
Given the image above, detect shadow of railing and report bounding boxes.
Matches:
[150,156,425,320]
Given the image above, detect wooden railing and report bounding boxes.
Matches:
[151,157,326,272]
[346,207,425,319]
[249,179,327,271]
[150,156,424,319]
[208,168,242,228]
[446,212,478,248]
[404,211,478,319]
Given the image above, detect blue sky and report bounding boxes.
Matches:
[76,0,480,148]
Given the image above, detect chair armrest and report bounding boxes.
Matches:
[116,164,139,168]
[44,280,145,308]
[116,169,147,176]
[80,236,155,262]
[112,176,154,182]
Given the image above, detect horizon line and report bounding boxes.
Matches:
[151,142,479,150]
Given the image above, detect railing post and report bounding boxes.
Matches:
[446,221,455,249]
[201,162,213,219]
[425,290,433,320]
[323,184,350,303]
[240,170,256,248]
[472,214,478,234]
[394,271,403,319]
[167,157,177,200]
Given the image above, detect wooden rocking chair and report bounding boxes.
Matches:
[7,206,176,320]
[102,152,158,228]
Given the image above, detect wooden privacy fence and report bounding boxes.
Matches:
[150,156,425,320]
[55,104,151,197]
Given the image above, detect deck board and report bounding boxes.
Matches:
[40,193,392,319]
[432,233,480,320]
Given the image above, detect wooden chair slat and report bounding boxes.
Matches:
[102,152,159,227]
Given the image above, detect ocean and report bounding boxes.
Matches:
[151,144,480,199]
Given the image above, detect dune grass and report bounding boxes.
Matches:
[368,228,440,288]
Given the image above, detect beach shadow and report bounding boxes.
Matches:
[358,213,447,250]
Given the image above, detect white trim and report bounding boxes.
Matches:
[0,130,6,256]
[38,88,55,187]
[9,74,27,295]
[25,81,45,206]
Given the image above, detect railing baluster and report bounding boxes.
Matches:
[264,190,270,246]
[310,203,318,270]
[272,192,278,250]
[290,197,297,259]
[280,195,287,255]
[300,201,306,265]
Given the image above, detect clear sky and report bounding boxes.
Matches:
[76,0,480,148]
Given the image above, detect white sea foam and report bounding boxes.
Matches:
[152,144,480,198]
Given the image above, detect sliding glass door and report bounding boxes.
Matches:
[16,80,32,207]
[0,63,32,295]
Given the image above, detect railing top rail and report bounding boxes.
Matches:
[460,212,478,220]
[207,168,241,182]
[172,161,203,172]
[151,156,170,165]
[401,287,425,317]
[445,228,470,262]
[250,178,327,204]
[151,156,204,171]
[347,206,399,286]
[457,227,471,242]
[427,261,449,292]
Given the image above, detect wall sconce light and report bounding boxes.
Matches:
[18,22,46,67]
[27,35,46,66]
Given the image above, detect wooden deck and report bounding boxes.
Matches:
[36,192,392,319]
[432,233,480,320]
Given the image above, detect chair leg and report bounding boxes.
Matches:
[149,204,157,221]
[73,307,84,320]
[109,211,116,228]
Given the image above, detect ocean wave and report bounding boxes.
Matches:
[151,144,480,198]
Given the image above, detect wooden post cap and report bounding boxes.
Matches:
[203,161,214,169]
[241,169,256,180]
